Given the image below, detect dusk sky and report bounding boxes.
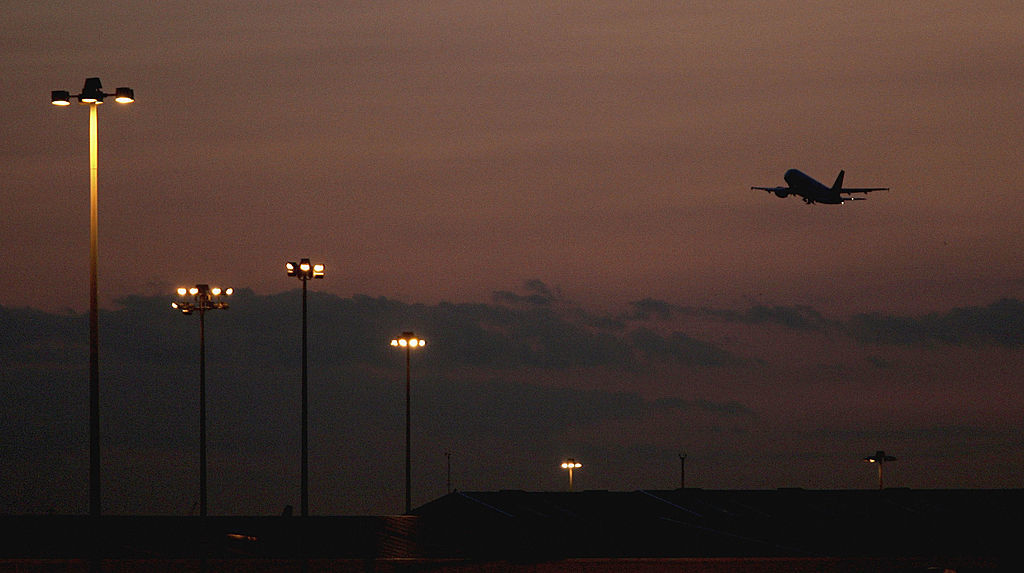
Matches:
[3,3,1024,516]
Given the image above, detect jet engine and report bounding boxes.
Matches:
[775,190,788,198]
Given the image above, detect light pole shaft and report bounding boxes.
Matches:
[301,278,308,517]
[88,102,101,519]
[199,308,207,517]
[405,346,411,514]
[446,451,451,495]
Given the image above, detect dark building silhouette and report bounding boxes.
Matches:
[1,489,1018,571]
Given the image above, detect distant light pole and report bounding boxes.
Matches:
[173,285,232,516]
[561,459,582,491]
[445,449,453,494]
[678,453,687,489]
[51,77,134,518]
[285,259,324,517]
[863,450,897,489]
[391,332,425,513]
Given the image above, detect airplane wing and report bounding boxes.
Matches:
[751,186,786,192]
[841,187,889,194]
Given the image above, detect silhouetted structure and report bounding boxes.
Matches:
[172,284,232,517]
[285,258,325,517]
[390,332,425,514]
[413,489,1017,565]
[1,489,1017,571]
[50,77,135,520]
[864,450,898,489]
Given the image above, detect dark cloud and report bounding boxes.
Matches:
[651,398,756,418]
[0,290,756,514]
[6,293,1024,514]
[0,306,84,365]
[845,298,1024,346]
[739,305,831,330]
[626,297,1024,348]
[627,299,831,331]
[630,328,744,367]
[491,280,561,307]
[628,298,676,321]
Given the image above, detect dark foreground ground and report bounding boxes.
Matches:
[2,489,1019,571]
[0,556,1004,572]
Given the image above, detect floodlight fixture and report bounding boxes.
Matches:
[50,90,72,106]
[561,458,582,491]
[173,284,232,314]
[863,450,897,489]
[114,87,135,103]
[287,258,326,281]
[52,77,135,106]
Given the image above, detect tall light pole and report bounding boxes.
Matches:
[390,332,425,513]
[173,285,232,517]
[678,453,687,489]
[51,78,134,518]
[286,259,324,517]
[561,459,582,491]
[863,450,897,489]
[445,449,453,495]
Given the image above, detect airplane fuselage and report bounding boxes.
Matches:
[782,169,845,204]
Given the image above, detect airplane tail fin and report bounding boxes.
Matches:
[831,170,845,191]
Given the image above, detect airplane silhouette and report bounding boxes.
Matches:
[752,169,889,204]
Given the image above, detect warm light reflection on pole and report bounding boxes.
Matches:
[863,450,897,489]
[391,332,425,513]
[51,77,134,519]
[286,258,324,517]
[561,459,582,491]
[173,284,232,516]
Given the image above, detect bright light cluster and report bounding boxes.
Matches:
[171,284,233,314]
[391,337,426,348]
[286,258,325,280]
[50,78,134,106]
